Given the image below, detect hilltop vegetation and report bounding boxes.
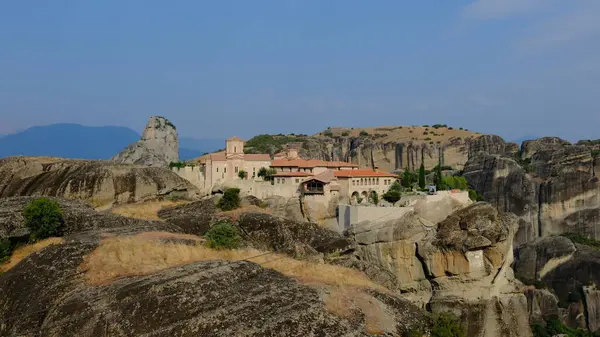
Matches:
[244,134,309,154]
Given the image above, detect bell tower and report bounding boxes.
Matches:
[226,136,244,158]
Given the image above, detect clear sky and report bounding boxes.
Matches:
[1,0,599,141]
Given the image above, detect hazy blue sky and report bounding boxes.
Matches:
[1,0,599,141]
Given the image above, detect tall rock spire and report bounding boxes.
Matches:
[112,116,179,167]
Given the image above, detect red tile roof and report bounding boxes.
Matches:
[244,154,271,161]
[333,169,398,178]
[271,159,358,168]
[272,172,314,177]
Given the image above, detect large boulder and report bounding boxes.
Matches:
[237,212,351,258]
[0,157,199,209]
[111,116,179,167]
[344,202,531,336]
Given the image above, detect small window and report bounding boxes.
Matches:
[295,179,300,183]
[216,167,219,172]
[234,146,237,153]
[282,179,285,184]
[277,178,281,184]
[235,166,239,173]
[224,167,227,173]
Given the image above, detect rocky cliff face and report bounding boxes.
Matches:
[246,126,515,171]
[514,235,600,332]
[464,137,600,245]
[0,156,199,208]
[301,133,518,172]
[112,116,179,167]
[341,202,531,337]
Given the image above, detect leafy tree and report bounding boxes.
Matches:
[359,131,369,137]
[442,176,468,190]
[257,167,277,181]
[23,198,65,241]
[217,188,241,211]
[402,170,418,189]
[418,162,426,189]
[341,131,350,137]
[434,165,446,190]
[205,221,242,250]
[383,181,402,205]
[431,312,466,337]
[238,170,247,180]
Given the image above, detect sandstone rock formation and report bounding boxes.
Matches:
[514,235,600,331]
[0,197,429,336]
[342,202,531,337]
[0,156,200,209]
[112,116,179,167]
[245,126,515,171]
[464,136,600,245]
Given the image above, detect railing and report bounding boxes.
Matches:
[303,187,324,195]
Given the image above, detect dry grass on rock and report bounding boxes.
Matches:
[80,232,384,292]
[215,205,273,221]
[111,200,189,220]
[0,237,64,273]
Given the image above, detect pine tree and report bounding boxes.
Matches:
[418,162,426,189]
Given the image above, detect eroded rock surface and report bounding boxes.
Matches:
[0,197,428,337]
[112,116,179,167]
[514,235,600,332]
[343,202,531,337]
[464,136,600,245]
[0,157,199,208]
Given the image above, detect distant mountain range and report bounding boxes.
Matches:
[0,124,222,161]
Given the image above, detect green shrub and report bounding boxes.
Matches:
[323,130,334,137]
[561,233,600,249]
[169,162,187,169]
[431,312,466,337]
[424,137,432,141]
[341,131,350,137]
[468,189,484,201]
[531,318,595,337]
[359,131,369,137]
[217,188,241,211]
[592,149,600,158]
[442,176,468,190]
[23,198,65,241]
[258,201,269,209]
[423,124,429,127]
[0,239,12,263]
[383,181,402,204]
[205,221,242,250]
[238,170,247,180]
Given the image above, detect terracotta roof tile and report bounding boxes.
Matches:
[271,159,358,168]
[244,154,271,161]
[272,172,313,177]
[333,169,398,178]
